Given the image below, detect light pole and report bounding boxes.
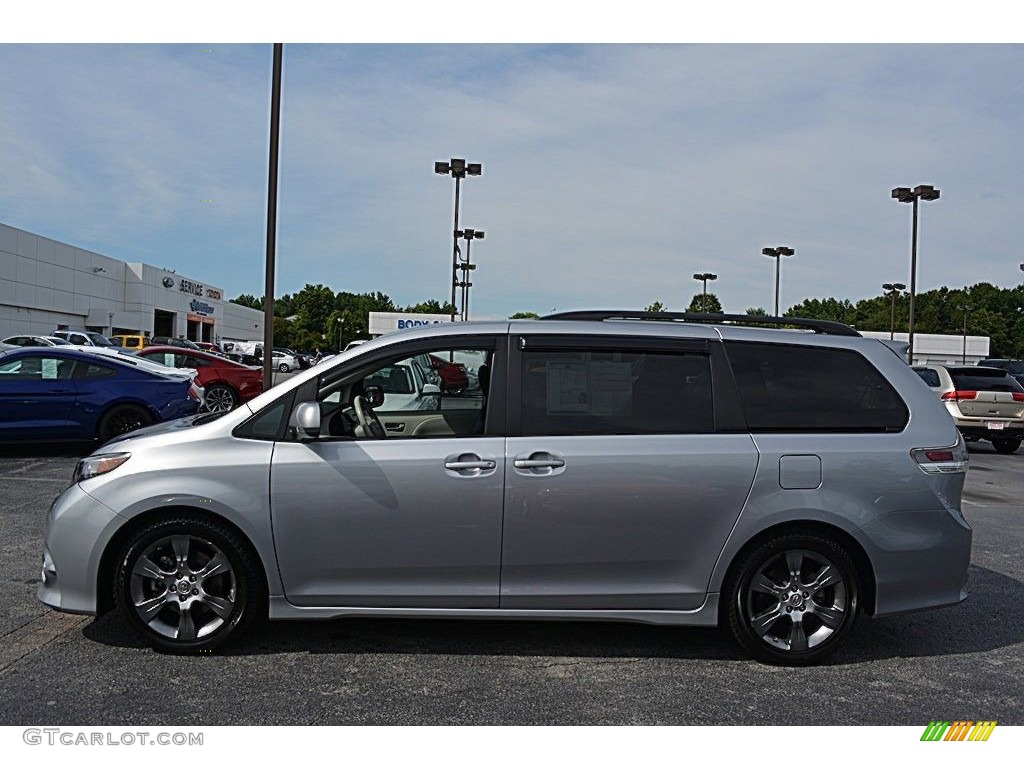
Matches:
[435,158,482,321]
[882,282,907,340]
[761,246,795,316]
[456,228,484,322]
[336,317,344,353]
[692,272,717,312]
[892,184,941,364]
[957,304,974,364]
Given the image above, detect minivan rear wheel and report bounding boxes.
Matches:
[726,532,859,665]
[114,515,264,653]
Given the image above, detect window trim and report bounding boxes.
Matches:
[274,333,507,442]
[724,340,910,434]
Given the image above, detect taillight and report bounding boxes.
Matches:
[1013,392,1024,402]
[911,440,968,475]
[188,385,199,400]
[941,390,977,401]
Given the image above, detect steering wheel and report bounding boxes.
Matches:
[353,395,386,439]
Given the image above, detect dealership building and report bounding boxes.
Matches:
[0,222,264,344]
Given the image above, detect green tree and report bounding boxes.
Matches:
[685,293,723,313]
[230,294,263,310]
[644,301,667,312]
[745,307,768,316]
[509,311,540,319]
[404,299,456,315]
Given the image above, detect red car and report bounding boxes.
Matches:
[134,346,263,412]
[428,354,469,393]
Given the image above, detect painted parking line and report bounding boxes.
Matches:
[0,611,90,674]
[0,476,68,483]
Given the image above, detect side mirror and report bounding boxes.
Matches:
[422,383,441,396]
[364,385,385,408]
[290,401,321,440]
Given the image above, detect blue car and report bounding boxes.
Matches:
[0,347,200,443]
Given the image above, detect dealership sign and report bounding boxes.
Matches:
[368,312,456,335]
[189,299,216,316]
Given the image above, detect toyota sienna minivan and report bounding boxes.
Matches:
[38,312,971,664]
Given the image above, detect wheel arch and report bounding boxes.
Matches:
[93,399,160,438]
[716,520,878,623]
[96,505,270,616]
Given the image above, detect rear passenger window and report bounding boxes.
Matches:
[82,363,116,380]
[725,342,908,433]
[914,368,941,387]
[520,349,712,435]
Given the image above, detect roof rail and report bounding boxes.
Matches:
[538,311,861,337]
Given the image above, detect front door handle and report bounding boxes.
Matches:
[444,453,497,477]
[445,459,496,470]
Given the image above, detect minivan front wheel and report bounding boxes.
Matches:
[726,533,859,665]
[115,516,263,653]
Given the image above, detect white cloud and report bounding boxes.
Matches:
[1,43,1023,319]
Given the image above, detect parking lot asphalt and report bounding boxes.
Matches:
[0,441,1021,726]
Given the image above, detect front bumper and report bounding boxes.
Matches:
[37,483,123,614]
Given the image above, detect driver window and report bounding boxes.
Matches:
[314,346,493,439]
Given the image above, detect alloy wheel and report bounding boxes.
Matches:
[128,534,237,642]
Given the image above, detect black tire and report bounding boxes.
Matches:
[725,531,859,665]
[114,515,265,654]
[203,384,237,413]
[97,404,152,442]
[992,437,1021,455]
[278,363,290,373]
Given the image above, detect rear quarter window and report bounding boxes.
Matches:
[725,341,908,433]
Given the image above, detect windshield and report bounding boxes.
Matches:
[86,332,117,347]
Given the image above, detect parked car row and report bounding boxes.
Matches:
[0,346,202,443]
[0,334,268,443]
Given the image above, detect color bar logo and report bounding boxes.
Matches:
[921,721,997,741]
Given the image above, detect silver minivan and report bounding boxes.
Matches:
[38,312,972,664]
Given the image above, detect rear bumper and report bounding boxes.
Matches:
[857,508,972,617]
[957,426,1024,441]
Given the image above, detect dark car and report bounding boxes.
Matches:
[134,346,264,412]
[0,347,199,442]
[151,336,202,350]
[977,359,1024,387]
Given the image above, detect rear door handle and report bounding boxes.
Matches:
[513,459,565,469]
[384,422,406,432]
[513,451,566,475]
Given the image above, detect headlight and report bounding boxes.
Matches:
[73,452,131,483]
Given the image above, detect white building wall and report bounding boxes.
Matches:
[0,222,263,343]
[860,330,990,365]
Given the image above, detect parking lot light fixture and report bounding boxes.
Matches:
[692,272,718,312]
[761,246,795,316]
[456,228,485,321]
[882,282,907,340]
[957,304,975,364]
[892,184,941,364]
[436,158,483,321]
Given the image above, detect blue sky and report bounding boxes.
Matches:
[2,41,1023,319]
